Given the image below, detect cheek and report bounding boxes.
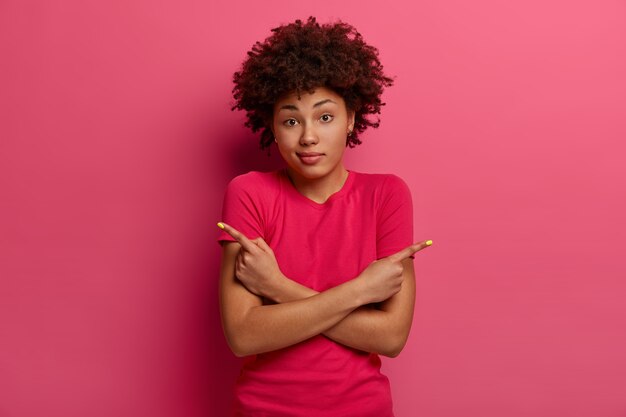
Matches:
[328,136,347,158]
[330,126,348,147]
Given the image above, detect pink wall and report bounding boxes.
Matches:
[1,1,625,416]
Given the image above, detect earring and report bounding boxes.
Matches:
[347,130,353,136]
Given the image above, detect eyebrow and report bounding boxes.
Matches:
[279,99,337,111]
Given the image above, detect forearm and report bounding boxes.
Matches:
[271,278,407,357]
[224,278,365,357]
[219,226,421,358]
[325,305,406,356]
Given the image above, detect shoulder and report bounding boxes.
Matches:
[351,171,412,220]
[226,170,282,194]
[352,171,411,196]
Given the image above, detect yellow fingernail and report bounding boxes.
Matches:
[217,222,225,229]
[425,240,433,246]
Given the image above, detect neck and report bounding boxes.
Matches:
[286,166,349,204]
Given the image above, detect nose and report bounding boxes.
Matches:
[299,122,319,146]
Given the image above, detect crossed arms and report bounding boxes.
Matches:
[218,222,431,358]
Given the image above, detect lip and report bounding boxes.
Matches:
[297,152,324,165]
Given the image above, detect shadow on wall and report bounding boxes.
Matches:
[225,132,286,177]
[206,129,284,415]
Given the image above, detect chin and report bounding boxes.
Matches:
[289,164,328,179]
[295,168,326,179]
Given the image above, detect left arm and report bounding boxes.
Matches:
[269,259,416,358]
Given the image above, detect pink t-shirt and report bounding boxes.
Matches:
[217,168,413,417]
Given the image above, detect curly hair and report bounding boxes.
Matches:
[231,16,394,150]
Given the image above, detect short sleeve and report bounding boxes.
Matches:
[216,174,265,245]
[376,175,414,259]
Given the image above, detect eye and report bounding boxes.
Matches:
[283,118,299,127]
[320,114,334,123]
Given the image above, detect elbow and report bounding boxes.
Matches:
[230,345,250,358]
[225,331,256,358]
[380,345,402,358]
[223,323,255,357]
[222,308,261,357]
[379,333,409,358]
[225,335,246,357]
[381,349,400,359]
[225,322,272,357]
[222,306,270,357]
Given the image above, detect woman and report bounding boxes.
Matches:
[216,17,432,417]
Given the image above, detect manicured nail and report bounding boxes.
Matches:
[425,240,433,246]
[217,222,225,229]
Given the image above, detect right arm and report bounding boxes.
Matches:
[219,240,402,357]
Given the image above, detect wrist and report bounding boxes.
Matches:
[346,276,370,307]
[264,271,287,302]
[270,273,318,304]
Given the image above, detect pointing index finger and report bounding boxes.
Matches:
[217,222,257,252]
[388,240,433,262]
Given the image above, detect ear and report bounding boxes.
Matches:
[348,110,356,132]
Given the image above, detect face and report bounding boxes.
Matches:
[272,86,355,184]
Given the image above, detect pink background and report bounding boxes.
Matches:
[1,1,625,416]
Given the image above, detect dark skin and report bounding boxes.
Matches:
[218,221,431,357]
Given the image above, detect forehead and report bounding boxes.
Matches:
[274,86,345,110]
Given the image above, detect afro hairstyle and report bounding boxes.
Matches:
[231,16,394,150]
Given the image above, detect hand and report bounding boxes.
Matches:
[218,222,285,299]
[357,241,431,304]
